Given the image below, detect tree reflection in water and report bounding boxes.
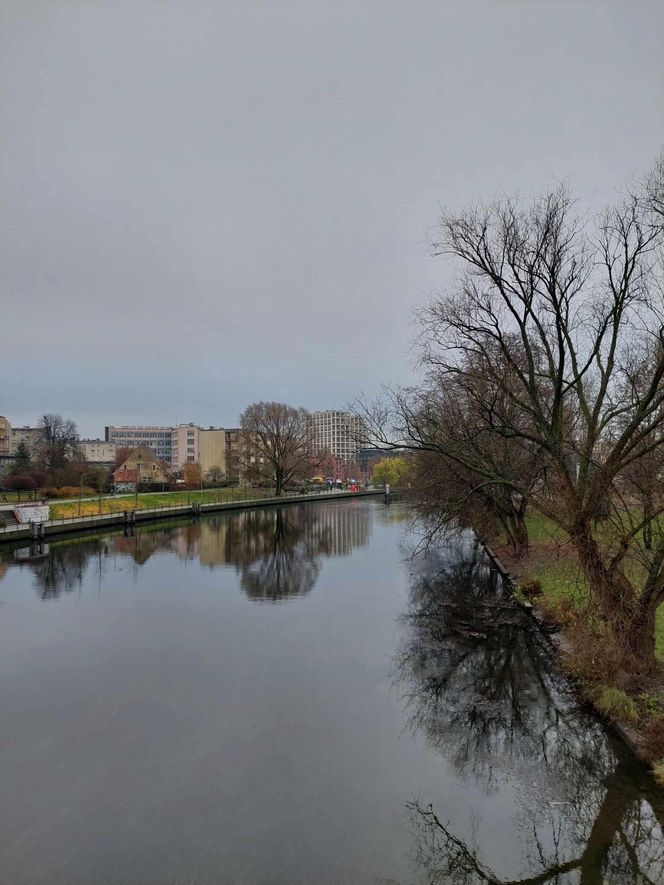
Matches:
[398,535,664,883]
[0,502,371,603]
[229,507,326,602]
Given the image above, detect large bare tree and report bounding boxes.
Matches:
[363,156,664,671]
[239,401,312,496]
[37,413,80,483]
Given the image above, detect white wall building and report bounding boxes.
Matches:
[170,424,199,468]
[105,425,174,463]
[79,439,118,463]
[308,410,366,462]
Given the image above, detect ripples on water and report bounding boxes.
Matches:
[0,501,662,884]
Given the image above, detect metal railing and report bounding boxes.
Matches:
[0,486,381,537]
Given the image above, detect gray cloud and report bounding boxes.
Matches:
[2,0,663,435]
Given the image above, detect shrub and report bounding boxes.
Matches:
[519,577,542,598]
[594,686,639,724]
[562,618,622,685]
[637,692,664,718]
[53,486,96,499]
[642,716,664,762]
[539,595,578,630]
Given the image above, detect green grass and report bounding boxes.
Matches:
[49,487,279,519]
[594,686,640,724]
[522,511,568,543]
[516,513,664,662]
[0,491,28,503]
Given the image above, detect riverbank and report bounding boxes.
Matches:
[0,489,383,545]
[493,515,664,784]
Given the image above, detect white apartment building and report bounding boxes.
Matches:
[79,439,118,463]
[104,423,230,472]
[308,410,366,462]
[170,424,199,468]
[105,425,174,462]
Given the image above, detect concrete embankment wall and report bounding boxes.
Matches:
[0,490,384,546]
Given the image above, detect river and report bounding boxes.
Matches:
[0,498,662,884]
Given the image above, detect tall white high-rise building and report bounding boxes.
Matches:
[308,410,365,462]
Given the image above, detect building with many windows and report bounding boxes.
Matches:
[10,425,44,457]
[170,424,199,468]
[308,410,366,463]
[78,439,118,464]
[105,423,240,477]
[105,425,174,463]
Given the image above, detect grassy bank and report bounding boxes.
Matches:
[496,513,664,780]
[49,487,272,520]
[498,513,664,659]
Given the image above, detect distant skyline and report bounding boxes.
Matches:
[2,1,664,437]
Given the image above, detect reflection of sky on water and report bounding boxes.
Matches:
[0,500,662,883]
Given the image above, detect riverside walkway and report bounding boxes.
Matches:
[0,489,383,545]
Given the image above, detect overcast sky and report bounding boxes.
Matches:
[1,1,663,437]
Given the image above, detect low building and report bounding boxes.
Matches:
[10,425,43,457]
[113,445,171,490]
[79,439,118,464]
[113,469,140,493]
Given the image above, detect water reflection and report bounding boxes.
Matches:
[0,501,372,603]
[398,535,664,883]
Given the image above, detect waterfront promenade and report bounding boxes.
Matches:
[0,489,383,545]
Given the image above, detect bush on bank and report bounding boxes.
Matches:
[504,512,664,780]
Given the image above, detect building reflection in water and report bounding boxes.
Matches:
[396,534,664,883]
[0,501,372,603]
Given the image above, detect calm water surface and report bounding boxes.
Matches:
[0,499,662,884]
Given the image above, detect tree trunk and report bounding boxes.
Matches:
[501,508,529,559]
[275,470,283,497]
[571,521,657,673]
[512,510,529,558]
[624,602,657,672]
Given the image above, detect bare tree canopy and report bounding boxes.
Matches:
[37,413,80,480]
[360,153,664,671]
[239,401,312,496]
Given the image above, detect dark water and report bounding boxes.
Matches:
[0,499,662,884]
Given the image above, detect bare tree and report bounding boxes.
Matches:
[37,413,79,482]
[239,401,312,496]
[398,362,542,556]
[363,159,664,671]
